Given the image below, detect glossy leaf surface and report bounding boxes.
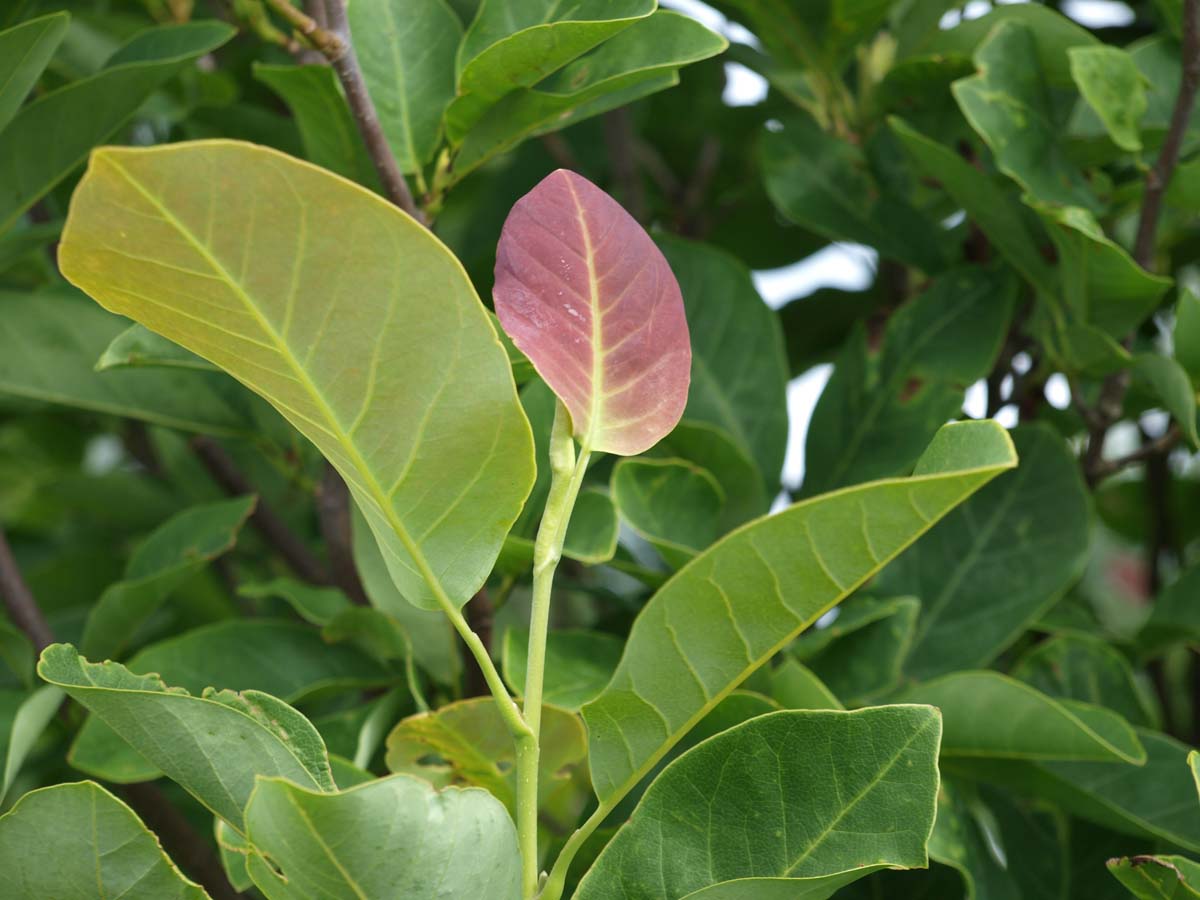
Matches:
[0,781,205,899]
[612,457,724,567]
[888,425,1091,680]
[0,12,69,135]
[583,419,1016,804]
[244,774,521,900]
[1109,855,1200,899]
[494,169,690,455]
[59,140,535,611]
[576,706,942,900]
[0,22,235,233]
[659,237,788,491]
[899,671,1145,763]
[81,496,255,660]
[502,627,623,712]
[39,644,333,831]
[348,0,461,172]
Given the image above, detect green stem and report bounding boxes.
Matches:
[539,803,612,900]
[518,400,591,899]
[444,603,531,743]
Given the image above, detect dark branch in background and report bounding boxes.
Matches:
[120,783,242,900]
[604,109,646,222]
[317,464,369,605]
[0,526,238,897]
[1081,0,1200,483]
[190,436,332,587]
[678,136,721,236]
[263,0,423,222]
[463,588,495,698]
[540,133,584,173]
[1134,2,1200,269]
[0,527,54,652]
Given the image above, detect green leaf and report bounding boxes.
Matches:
[244,774,521,900]
[0,620,33,688]
[582,419,1016,806]
[215,818,254,893]
[791,595,919,705]
[564,487,619,564]
[1139,563,1200,655]
[928,3,1097,88]
[1069,45,1148,153]
[946,728,1200,852]
[447,0,653,141]
[59,140,535,613]
[1174,291,1200,386]
[1031,203,1171,339]
[887,425,1091,680]
[890,117,1055,293]
[237,576,351,625]
[1059,322,1134,377]
[953,21,1098,212]
[80,495,256,660]
[0,685,61,803]
[803,268,1015,495]
[96,323,217,372]
[252,63,382,191]
[38,644,333,831]
[761,111,949,272]
[650,420,769,531]
[349,507,461,683]
[659,237,789,492]
[502,627,622,712]
[0,12,69,136]
[348,0,461,173]
[1109,856,1200,898]
[768,658,844,711]
[1133,354,1200,447]
[575,706,943,900]
[930,779,1069,900]
[0,781,206,899]
[0,290,267,436]
[0,21,235,234]
[899,671,1145,763]
[384,697,586,819]
[126,619,391,699]
[1012,634,1159,729]
[612,457,724,568]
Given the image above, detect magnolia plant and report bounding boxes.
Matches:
[3,1,1200,899]
[31,139,1013,899]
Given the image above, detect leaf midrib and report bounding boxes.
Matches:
[590,461,1009,813]
[101,153,460,616]
[783,713,937,876]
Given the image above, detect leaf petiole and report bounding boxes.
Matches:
[518,398,592,898]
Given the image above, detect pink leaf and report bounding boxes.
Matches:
[493,170,691,456]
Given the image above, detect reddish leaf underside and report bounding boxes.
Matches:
[493,169,691,456]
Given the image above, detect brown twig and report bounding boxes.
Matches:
[263,0,422,221]
[316,463,369,605]
[324,0,423,221]
[1088,425,1183,482]
[1082,0,1200,480]
[190,436,332,586]
[0,526,54,652]
[1134,0,1200,269]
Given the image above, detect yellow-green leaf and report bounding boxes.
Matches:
[58,140,535,612]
